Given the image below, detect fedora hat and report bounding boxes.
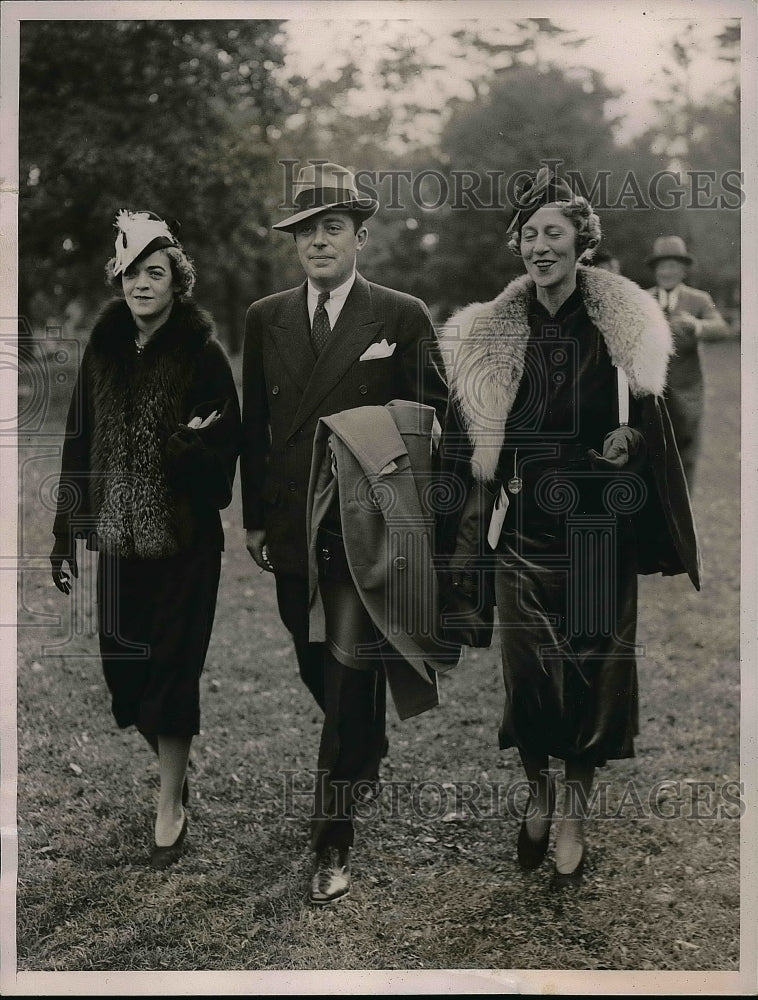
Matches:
[272,162,379,232]
[647,235,693,267]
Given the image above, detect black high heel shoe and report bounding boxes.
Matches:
[517,779,555,870]
[550,846,586,890]
[150,815,188,871]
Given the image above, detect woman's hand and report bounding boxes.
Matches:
[587,426,646,469]
[50,538,78,594]
[187,410,219,430]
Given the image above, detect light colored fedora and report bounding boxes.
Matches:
[272,162,378,232]
[647,235,693,266]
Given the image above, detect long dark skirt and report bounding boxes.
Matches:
[96,546,222,735]
[495,517,639,767]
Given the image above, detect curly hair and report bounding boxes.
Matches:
[104,245,197,299]
[507,197,602,261]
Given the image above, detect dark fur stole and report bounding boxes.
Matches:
[86,298,215,558]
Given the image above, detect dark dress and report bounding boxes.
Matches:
[53,299,240,735]
[494,287,640,765]
[96,546,222,734]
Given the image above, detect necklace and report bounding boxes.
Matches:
[135,337,145,354]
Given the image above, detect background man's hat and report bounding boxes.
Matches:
[647,235,693,267]
[272,162,378,232]
[113,210,178,276]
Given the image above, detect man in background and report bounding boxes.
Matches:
[647,235,729,487]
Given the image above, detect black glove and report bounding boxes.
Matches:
[439,559,495,648]
[587,426,646,470]
[50,535,78,595]
[165,398,236,508]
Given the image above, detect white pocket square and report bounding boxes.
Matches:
[359,339,396,361]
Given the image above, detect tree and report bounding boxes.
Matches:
[627,21,740,297]
[20,20,293,350]
[424,62,623,316]
[275,18,602,316]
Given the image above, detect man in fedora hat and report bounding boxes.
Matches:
[646,235,728,487]
[241,161,449,903]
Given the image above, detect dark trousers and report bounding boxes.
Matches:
[275,557,387,852]
[312,648,386,851]
[275,574,326,711]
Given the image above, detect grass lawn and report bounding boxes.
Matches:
[13,338,743,980]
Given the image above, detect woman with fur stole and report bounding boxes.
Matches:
[439,168,700,888]
[50,211,240,869]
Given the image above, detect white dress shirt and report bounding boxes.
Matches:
[656,285,680,312]
[307,270,356,330]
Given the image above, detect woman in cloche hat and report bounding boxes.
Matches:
[50,210,240,869]
[439,166,700,889]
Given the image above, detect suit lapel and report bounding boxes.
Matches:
[270,282,316,392]
[289,274,383,434]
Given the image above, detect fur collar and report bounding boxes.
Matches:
[438,265,672,481]
[86,297,215,558]
[88,297,214,357]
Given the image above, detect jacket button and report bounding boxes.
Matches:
[287,481,296,492]
[288,439,295,448]
[321,547,331,561]
[359,384,368,395]
[393,556,407,570]
[272,385,280,395]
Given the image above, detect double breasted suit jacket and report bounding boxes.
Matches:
[241,273,449,577]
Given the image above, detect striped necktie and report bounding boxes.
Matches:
[311,290,331,355]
